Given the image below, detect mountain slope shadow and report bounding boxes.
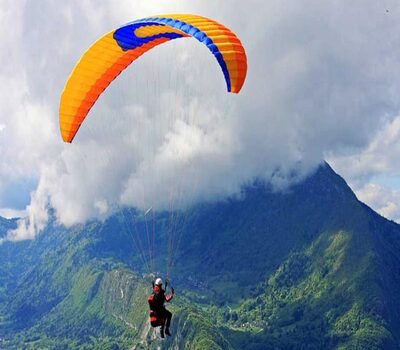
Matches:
[1,163,400,349]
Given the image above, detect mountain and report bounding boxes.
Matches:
[1,163,400,349]
[0,217,16,238]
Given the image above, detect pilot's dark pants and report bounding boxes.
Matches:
[158,308,172,329]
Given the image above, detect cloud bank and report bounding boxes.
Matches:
[1,0,400,240]
[330,114,400,223]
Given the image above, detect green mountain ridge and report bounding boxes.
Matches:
[1,163,400,349]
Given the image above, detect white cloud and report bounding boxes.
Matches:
[355,183,400,223]
[329,114,400,222]
[1,0,400,241]
[6,177,49,242]
[0,208,26,219]
[330,115,400,182]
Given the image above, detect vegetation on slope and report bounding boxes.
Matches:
[1,164,400,349]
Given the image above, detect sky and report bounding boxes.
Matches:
[1,0,400,241]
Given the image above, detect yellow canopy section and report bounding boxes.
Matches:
[59,14,247,143]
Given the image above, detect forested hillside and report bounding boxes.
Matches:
[1,163,400,349]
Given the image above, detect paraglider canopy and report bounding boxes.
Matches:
[59,14,247,143]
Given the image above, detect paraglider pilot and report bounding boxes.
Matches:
[148,276,174,338]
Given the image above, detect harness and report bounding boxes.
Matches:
[148,293,165,327]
